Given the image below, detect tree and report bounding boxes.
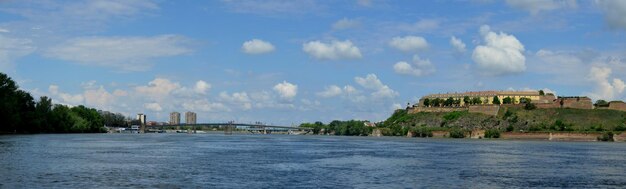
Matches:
[520,97,531,104]
[492,96,501,105]
[539,90,545,96]
[502,97,512,104]
[471,97,482,105]
[524,102,537,110]
[595,100,609,107]
[444,97,454,107]
[433,98,442,107]
[454,99,461,107]
[463,96,470,106]
[423,98,430,107]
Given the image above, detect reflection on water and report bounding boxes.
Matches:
[1,134,625,188]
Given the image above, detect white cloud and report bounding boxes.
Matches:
[302,40,362,60]
[45,35,192,71]
[84,86,116,109]
[48,85,84,105]
[355,74,398,98]
[194,80,211,94]
[596,0,626,30]
[393,55,435,77]
[182,100,229,112]
[586,66,625,100]
[316,85,361,99]
[113,89,128,96]
[135,78,181,99]
[317,85,343,97]
[450,36,466,53]
[505,0,577,15]
[0,34,36,70]
[332,18,360,30]
[219,91,252,110]
[389,36,429,53]
[273,81,298,100]
[144,102,163,112]
[472,25,526,75]
[241,39,275,54]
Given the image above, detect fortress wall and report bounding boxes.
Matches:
[535,103,559,109]
[408,107,468,114]
[468,105,499,116]
[608,101,626,112]
[560,98,593,109]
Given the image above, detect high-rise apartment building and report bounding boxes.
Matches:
[185,111,197,124]
[170,112,181,125]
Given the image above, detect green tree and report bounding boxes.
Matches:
[502,97,512,104]
[492,96,501,105]
[539,90,545,96]
[595,100,609,107]
[423,98,430,107]
[433,98,442,107]
[484,129,501,138]
[524,102,537,110]
[519,97,531,104]
[471,97,482,105]
[444,97,454,107]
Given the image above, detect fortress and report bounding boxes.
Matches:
[408,90,625,115]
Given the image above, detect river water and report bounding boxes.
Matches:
[1,134,625,188]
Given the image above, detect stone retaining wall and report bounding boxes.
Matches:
[468,105,500,116]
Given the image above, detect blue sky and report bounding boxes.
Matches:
[1,0,625,124]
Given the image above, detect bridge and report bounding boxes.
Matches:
[144,122,312,134]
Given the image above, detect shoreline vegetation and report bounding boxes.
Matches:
[0,73,129,134]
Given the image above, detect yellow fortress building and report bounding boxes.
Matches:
[417,90,556,107]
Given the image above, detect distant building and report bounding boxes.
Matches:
[418,90,556,107]
[185,111,197,124]
[136,113,146,125]
[170,112,181,125]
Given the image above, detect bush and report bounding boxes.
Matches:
[484,129,501,138]
[614,124,626,132]
[597,132,614,142]
[410,127,433,137]
[506,125,515,132]
[449,128,466,138]
[524,103,536,110]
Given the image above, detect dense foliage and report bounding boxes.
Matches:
[300,120,371,136]
[0,73,107,133]
[484,129,501,138]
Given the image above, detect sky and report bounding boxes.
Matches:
[1,0,625,125]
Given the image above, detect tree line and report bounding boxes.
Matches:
[300,120,372,136]
[0,72,129,134]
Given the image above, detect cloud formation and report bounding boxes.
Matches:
[472,25,526,75]
[393,55,435,77]
[194,80,211,94]
[586,66,625,101]
[355,74,398,98]
[241,39,275,54]
[273,81,298,100]
[389,36,429,53]
[0,34,36,70]
[45,35,193,71]
[596,0,626,30]
[449,36,466,53]
[302,40,362,60]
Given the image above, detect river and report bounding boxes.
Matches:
[1,134,625,188]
